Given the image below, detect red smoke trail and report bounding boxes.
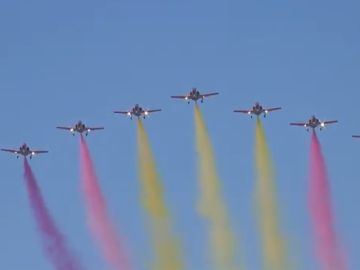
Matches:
[309,131,346,270]
[79,135,130,270]
[23,158,83,270]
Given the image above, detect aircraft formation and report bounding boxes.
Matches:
[1,87,357,159]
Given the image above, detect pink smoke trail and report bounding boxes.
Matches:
[23,158,83,270]
[309,131,346,270]
[79,135,130,270]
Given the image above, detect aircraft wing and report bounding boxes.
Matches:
[56,126,72,131]
[87,127,104,131]
[234,109,252,114]
[1,148,18,154]
[171,95,188,99]
[114,111,130,114]
[290,122,307,126]
[265,107,282,112]
[323,120,338,125]
[32,150,48,154]
[146,109,162,113]
[202,92,219,97]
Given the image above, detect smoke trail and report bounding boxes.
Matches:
[23,158,83,270]
[309,131,346,270]
[136,120,183,270]
[255,118,289,270]
[79,136,130,270]
[194,105,241,270]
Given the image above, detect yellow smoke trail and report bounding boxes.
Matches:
[194,105,242,270]
[137,120,183,270]
[255,118,289,270]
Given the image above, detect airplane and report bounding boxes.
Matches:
[171,88,219,104]
[1,143,48,159]
[234,102,281,118]
[114,104,161,119]
[56,121,104,136]
[290,116,338,131]
[352,135,360,138]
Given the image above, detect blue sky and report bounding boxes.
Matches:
[0,0,359,269]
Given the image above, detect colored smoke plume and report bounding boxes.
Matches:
[255,118,289,270]
[137,119,183,270]
[24,158,83,270]
[194,105,242,270]
[80,136,130,270]
[309,131,346,270]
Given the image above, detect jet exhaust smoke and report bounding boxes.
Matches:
[23,158,83,270]
[80,136,131,270]
[194,105,242,270]
[309,131,346,270]
[255,118,289,270]
[137,120,183,270]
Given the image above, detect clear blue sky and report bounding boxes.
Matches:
[0,0,359,269]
